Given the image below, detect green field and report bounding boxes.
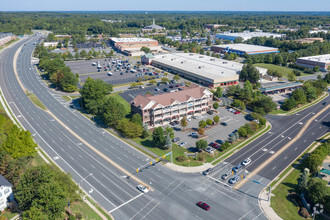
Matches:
[109,93,131,114]
[254,63,309,78]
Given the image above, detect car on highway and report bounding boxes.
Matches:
[241,158,251,166]
[203,168,213,175]
[196,202,210,211]
[232,164,243,173]
[221,122,227,126]
[221,173,229,180]
[137,184,149,193]
[172,137,180,142]
[179,141,187,147]
[229,176,239,184]
[322,102,327,105]
[210,142,220,149]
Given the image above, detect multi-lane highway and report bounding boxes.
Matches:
[0,34,328,220]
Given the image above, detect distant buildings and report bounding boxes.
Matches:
[204,24,228,29]
[215,31,286,41]
[0,175,14,211]
[109,37,162,56]
[296,54,330,71]
[43,42,58,47]
[142,19,165,32]
[260,82,303,95]
[142,53,267,88]
[0,32,16,46]
[131,86,213,127]
[294,38,324,44]
[211,43,279,55]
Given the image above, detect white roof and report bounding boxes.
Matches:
[110,37,157,43]
[152,53,267,82]
[216,32,285,41]
[213,44,278,53]
[297,54,330,64]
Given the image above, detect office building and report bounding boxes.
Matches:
[212,44,279,55]
[296,54,330,71]
[215,31,285,41]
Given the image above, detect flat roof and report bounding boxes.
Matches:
[213,44,278,53]
[216,32,285,41]
[152,53,266,83]
[110,37,157,43]
[260,82,303,92]
[297,54,330,64]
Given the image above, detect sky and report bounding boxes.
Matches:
[1,0,330,11]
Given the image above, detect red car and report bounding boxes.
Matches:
[210,142,220,149]
[197,202,210,211]
[234,111,241,114]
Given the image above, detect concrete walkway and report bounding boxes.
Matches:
[259,189,282,220]
[165,162,213,173]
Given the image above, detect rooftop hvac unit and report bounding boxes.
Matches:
[189,54,193,56]
[199,56,204,58]
[181,61,184,64]
[199,66,201,69]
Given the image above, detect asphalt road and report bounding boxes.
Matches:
[3,36,269,220]
[3,35,328,220]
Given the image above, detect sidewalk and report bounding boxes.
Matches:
[259,189,282,220]
[165,162,213,173]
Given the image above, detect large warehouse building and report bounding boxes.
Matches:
[296,54,330,71]
[211,44,279,55]
[215,31,285,41]
[142,53,267,88]
[109,37,162,56]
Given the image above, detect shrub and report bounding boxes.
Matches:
[206,119,213,125]
[299,207,310,218]
[176,156,186,162]
[213,115,220,123]
[197,155,205,161]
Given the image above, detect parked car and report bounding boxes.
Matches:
[174,121,180,124]
[190,132,199,137]
[107,72,112,76]
[203,168,213,175]
[207,110,214,115]
[221,122,228,126]
[155,87,160,91]
[204,147,214,154]
[163,88,169,92]
[137,184,149,193]
[229,176,239,184]
[179,141,187,147]
[196,202,210,211]
[241,158,251,166]
[210,142,220,149]
[221,173,229,180]
[234,111,241,114]
[322,102,326,105]
[215,140,224,145]
[172,137,180,142]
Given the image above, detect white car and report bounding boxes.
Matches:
[137,184,149,193]
[107,72,113,76]
[204,147,214,154]
[241,158,251,166]
[179,141,187,147]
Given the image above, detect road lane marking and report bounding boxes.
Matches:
[140,202,160,220]
[238,210,253,220]
[109,193,144,214]
[129,199,154,220]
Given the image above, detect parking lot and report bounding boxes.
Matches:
[65,59,119,74]
[119,82,184,102]
[171,107,249,151]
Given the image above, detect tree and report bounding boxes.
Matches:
[164,135,172,150]
[292,89,307,105]
[199,120,207,128]
[274,54,283,65]
[180,117,188,130]
[173,74,180,81]
[220,141,231,151]
[239,63,260,84]
[161,77,170,83]
[305,86,317,102]
[213,115,220,123]
[140,46,151,54]
[282,97,296,111]
[305,153,323,173]
[297,169,309,192]
[214,87,223,98]
[238,127,247,138]
[74,52,80,59]
[100,96,127,128]
[165,127,175,139]
[152,127,165,147]
[206,118,213,125]
[213,102,219,110]
[57,42,62,48]
[287,72,296,82]
[308,182,328,204]
[196,139,208,151]
[250,121,259,131]
[79,50,87,58]
[131,113,142,126]
[149,79,156,85]
[197,127,205,135]
[313,65,320,73]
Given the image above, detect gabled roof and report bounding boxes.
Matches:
[131,86,212,110]
[0,175,12,187]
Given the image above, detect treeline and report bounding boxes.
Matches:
[1,12,330,35]
[80,78,149,139]
[245,40,330,65]
[282,78,328,111]
[36,45,78,92]
[0,113,81,218]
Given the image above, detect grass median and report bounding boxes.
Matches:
[27,92,47,110]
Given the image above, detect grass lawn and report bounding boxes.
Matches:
[27,92,47,110]
[62,96,71,102]
[109,93,131,115]
[67,201,103,220]
[0,210,18,219]
[254,63,309,78]
[270,165,302,220]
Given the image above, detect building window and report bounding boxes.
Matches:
[4,189,9,194]
[144,116,148,119]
